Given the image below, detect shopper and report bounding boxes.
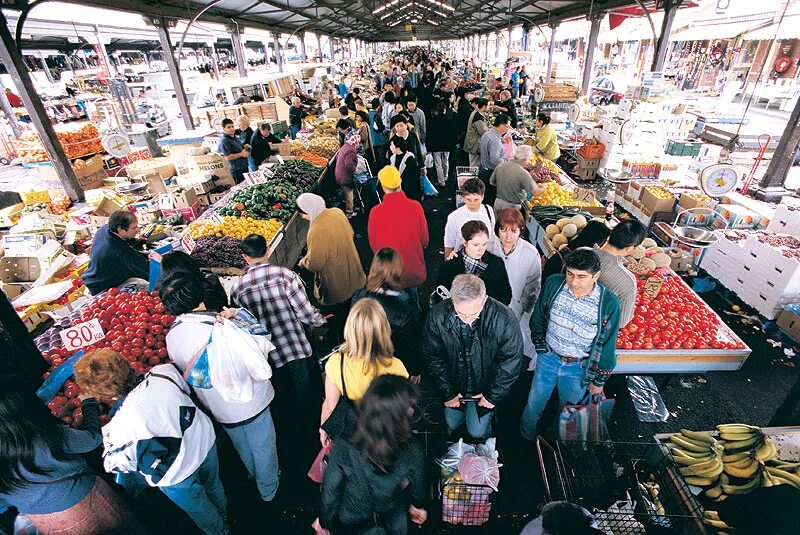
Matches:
[387,135,421,202]
[345,87,360,111]
[369,166,428,289]
[437,220,512,306]
[494,90,518,128]
[236,115,254,148]
[463,98,489,168]
[315,375,426,534]
[594,220,647,327]
[160,250,227,311]
[490,144,543,216]
[479,114,511,191]
[443,177,496,259]
[541,220,611,282]
[404,94,427,145]
[0,376,147,534]
[297,192,366,337]
[427,101,458,187]
[425,274,523,439]
[336,118,356,148]
[82,210,151,295]
[289,96,307,139]
[74,349,228,535]
[368,98,389,169]
[352,248,422,380]
[519,66,529,98]
[232,88,251,105]
[388,114,425,175]
[382,91,397,130]
[320,298,409,446]
[160,272,279,502]
[520,501,606,535]
[335,133,359,217]
[250,122,282,169]
[489,208,542,359]
[355,111,373,164]
[218,117,250,184]
[520,249,621,440]
[534,113,561,161]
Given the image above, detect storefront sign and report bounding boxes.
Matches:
[60,319,105,352]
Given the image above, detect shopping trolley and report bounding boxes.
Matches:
[455,166,479,208]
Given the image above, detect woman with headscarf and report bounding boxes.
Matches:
[335,133,360,218]
[297,193,366,340]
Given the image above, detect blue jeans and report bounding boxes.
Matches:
[445,403,493,440]
[223,407,279,501]
[520,351,588,440]
[248,156,257,172]
[160,445,229,535]
[290,124,301,139]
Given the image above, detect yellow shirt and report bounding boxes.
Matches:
[536,125,561,161]
[325,352,409,402]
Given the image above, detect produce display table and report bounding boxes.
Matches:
[526,215,751,374]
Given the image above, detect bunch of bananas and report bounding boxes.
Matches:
[638,477,666,516]
[669,429,724,487]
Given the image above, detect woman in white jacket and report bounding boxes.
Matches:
[489,208,541,362]
[74,349,228,535]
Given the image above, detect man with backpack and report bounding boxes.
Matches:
[368,98,388,169]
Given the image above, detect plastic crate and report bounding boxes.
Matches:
[577,143,605,159]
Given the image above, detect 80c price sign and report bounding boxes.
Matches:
[59,319,106,352]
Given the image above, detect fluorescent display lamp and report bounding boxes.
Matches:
[372,0,401,14]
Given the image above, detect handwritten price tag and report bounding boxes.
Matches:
[59,319,105,352]
[181,233,196,254]
[643,277,664,298]
[572,187,596,204]
[209,211,224,225]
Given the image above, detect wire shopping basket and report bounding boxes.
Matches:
[537,438,706,535]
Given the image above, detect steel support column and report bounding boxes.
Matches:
[38,51,54,83]
[229,28,247,77]
[546,23,557,83]
[93,28,116,77]
[156,19,194,131]
[210,42,221,80]
[273,33,284,71]
[652,0,683,72]
[328,36,334,62]
[300,33,307,62]
[581,15,602,94]
[0,11,83,200]
[758,97,800,190]
[521,24,529,51]
[316,32,322,61]
[0,78,21,138]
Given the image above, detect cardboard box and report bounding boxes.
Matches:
[161,201,203,222]
[0,203,24,227]
[141,172,169,194]
[196,193,212,207]
[0,256,41,283]
[679,193,717,211]
[208,191,228,205]
[715,204,759,229]
[127,157,177,181]
[572,166,597,180]
[89,197,125,228]
[192,178,215,194]
[271,142,291,157]
[641,187,675,214]
[777,309,800,343]
[20,190,51,205]
[186,153,233,185]
[576,154,601,170]
[160,188,198,210]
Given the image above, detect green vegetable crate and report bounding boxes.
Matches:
[664,139,701,157]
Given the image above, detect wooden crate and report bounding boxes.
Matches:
[242,102,279,122]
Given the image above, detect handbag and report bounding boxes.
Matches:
[308,442,332,484]
[320,353,357,440]
[558,393,615,442]
[421,174,439,197]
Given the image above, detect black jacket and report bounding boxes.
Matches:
[436,252,512,306]
[388,152,421,202]
[320,439,426,533]
[249,130,281,168]
[201,271,228,312]
[352,288,422,375]
[426,110,458,152]
[423,298,523,405]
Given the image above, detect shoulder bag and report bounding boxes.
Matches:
[320,353,357,440]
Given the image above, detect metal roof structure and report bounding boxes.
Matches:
[10,0,646,42]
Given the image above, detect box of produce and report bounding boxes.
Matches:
[267,160,324,190]
[641,186,675,214]
[679,192,717,211]
[714,204,758,229]
[162,201,203,222]
[525,181,602,211]
[20,189,51,206]
[127,157,176,180]
[216,180,303,222]
[14,123,103,163]
[0,203,24,227]
[0,256,41,283]
[188,216,282,242]
[186,152,234,186]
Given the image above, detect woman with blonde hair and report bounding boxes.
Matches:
[352,248,422,381]
[319,298,408,446]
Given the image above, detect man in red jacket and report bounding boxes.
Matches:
[368,166,429,290]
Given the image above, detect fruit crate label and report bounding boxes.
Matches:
[181,233,196,254]
[60,318,105,352]
[643,277,664,298]
[572,187,596,204]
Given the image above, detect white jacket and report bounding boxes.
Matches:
[101,364,215,487]
[166,312,275,424]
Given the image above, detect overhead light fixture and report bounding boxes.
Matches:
[380,12,392,20]
[411,18,418,23]
[424,0,455,12]
[372,0,400,14]
[426,19,439,26]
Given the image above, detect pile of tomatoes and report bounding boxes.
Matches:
[616,273,746,351]
[41,288,175,427]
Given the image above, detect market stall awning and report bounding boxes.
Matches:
[669,19,769,42]
[742,14,800,40]
[597,13,663,44]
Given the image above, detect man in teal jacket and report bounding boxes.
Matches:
[520,248,621,440]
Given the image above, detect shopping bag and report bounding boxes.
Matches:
[307,442,332,484]
[421,174,439,197]
[558,393,615,442]
[183,335,213,389]
[207,319,274,402]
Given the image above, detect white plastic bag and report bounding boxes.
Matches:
[207,319,273,402]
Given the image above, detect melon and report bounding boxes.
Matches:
[639,257,656,273]
[652,253,671,268]
[642,238,657,249]
[556,217,571,229]
[570,214,587,229]
[545,224,560,238]
[562,223,578,238]
[629,245,646,260]
[552,233,569,247]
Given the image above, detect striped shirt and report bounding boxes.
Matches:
[546,283,601,359]
[593,245,637,327]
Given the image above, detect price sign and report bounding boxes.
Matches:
[181,233,196,254]
[643,276,664,298]
[209,211,224,225]
[249,170,267,184]
[628,261,648,275]
[572,187,596,204]
[59,319,105,352]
